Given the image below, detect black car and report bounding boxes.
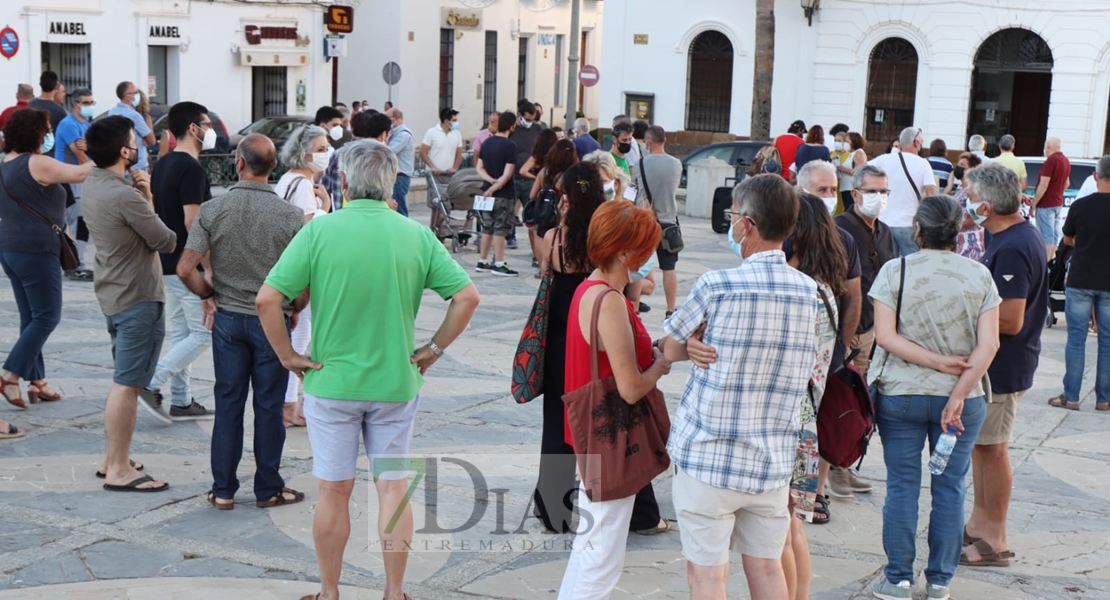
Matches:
[229,116,312,152]
[680,141,769,188]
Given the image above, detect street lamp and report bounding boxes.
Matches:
[801,0,819,26]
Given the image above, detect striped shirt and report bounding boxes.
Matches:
[664,250,820,494]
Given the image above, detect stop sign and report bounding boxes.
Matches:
[579,64,600,87]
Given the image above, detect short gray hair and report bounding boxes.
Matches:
[338,139,397,202]
[573,118,591,133]
[852,164,887,190]
[337,105,351,120]
[999,135,1016,152]
[732,174,799,242]
[899,126,922,149]
[965,163,1021,216]
[582,150,629,190]
[913,195,964,250]
[1097,155,1110,180]
[280,124,327,169]
[968,134,986,152]
[796,161,838,191]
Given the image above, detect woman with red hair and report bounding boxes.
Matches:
[557,200,670,599]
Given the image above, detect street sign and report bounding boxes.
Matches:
[382,62,402,85]
[325,6,354,34]
[579,64,599,87]
[0,27,19,60]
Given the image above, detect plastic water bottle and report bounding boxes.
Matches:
[928,426,958,475]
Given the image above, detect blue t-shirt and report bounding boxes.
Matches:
[983,221,1048,394]
[479,135,518,199]
[108,103,152,170]
[573,134,600,160]
[54,114,89,165]
[930,157,953,189]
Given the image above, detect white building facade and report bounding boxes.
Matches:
[337,0,604,143]
[0,0,335,136]
[601,0,1110,158]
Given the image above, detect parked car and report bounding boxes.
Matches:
[228,116,312,152]
[149,111,231,156]
[680,141,769,188]
[1019,156,1098,221]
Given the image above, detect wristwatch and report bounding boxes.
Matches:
[428,340,445,358]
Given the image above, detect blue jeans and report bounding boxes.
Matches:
[1063,287,1110,404]
[210,309,289,502]
[0,252,62,381]
[890,226,920,256]
[392,174,411,217]
[875,392,986,587]
[149,275,212,407]
[1036,207,1061,246]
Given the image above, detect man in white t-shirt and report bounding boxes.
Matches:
[420,107,463,194]
[868,127,939,255]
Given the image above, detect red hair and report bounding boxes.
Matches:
[587,201,661,270]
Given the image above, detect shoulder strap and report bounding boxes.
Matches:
[638,156,653,204]
[839,211,881,273]
[817,286,838,334]
[587,287,623,381]
[869,255,906,364]
[897,152,922,201]
[283,175,308,203]
[0,158,65,236]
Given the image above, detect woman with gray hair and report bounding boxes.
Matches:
[868,195,1001,600]
[274,124,333,426]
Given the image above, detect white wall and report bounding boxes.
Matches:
[0,0,334,136]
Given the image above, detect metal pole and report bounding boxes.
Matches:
[564,0,580,131]
[331,57,339,106]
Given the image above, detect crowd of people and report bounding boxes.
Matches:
[0,70,1106,599]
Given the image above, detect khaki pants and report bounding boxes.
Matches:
[850,328,876,379]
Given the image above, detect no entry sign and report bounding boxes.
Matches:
[579,64,599,87]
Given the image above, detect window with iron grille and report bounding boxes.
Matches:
[864,38,919,146]
[685,31,733,133]
[41,42,92,103]
[440,29,455,112]
[518,38,528,101]
[484,31,498,117]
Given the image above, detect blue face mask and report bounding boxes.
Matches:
[728,222,744,258]
[79,105,95,119]
[40,133,55,154]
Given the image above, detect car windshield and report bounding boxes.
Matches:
[239,119,303,139]
[687,145,734,164]
[1023,161,1095,191]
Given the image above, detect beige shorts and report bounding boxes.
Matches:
[672,467,790,565]
[850,328,876,379]
[976,391,1024,446]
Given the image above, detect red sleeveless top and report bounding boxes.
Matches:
[564,279,654,448]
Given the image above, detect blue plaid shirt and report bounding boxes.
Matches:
[321,151,343,212]
[663,250,820,494]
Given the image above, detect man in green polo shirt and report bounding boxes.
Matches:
[257,139,480,600]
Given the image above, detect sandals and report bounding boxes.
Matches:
[960,538,1016,567]
[633,517,677,536]
[1097,403,1110,412]
[27,380,62,403]
[964,526,981,546]
[1047,395,1080,411]
[1,375,25,409]
[811,494,830,525]
[103,474,169,493]
[257,487,305,508]
[95,459,144,479]
[0,420,25,440]
[207,491,234,510]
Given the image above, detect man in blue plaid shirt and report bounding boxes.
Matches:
[661,174,819,599]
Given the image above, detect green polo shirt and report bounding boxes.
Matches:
[612,152,631,176]
[264,199,472,401]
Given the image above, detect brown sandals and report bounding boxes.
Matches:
[28,380,62,403]
[960,539,1016,567]
[207,491,234,510]
[257,487,305,508]
[1,375,25,409]
[1047,395,1080,411]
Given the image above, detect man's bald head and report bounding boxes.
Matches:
[237,133,277,180]
[16,84,33,101]
[1045,136,1062,154]
[386,108,403,121]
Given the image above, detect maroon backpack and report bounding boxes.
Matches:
[813,289,877,469]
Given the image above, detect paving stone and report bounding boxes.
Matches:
[79,541,183,579]
[160,557,266,579]
[0,520,68,554]
[9,553,91,588]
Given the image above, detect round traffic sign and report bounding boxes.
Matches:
[0,28,18,60]
[382,61,402,85]
[579,64,599,87]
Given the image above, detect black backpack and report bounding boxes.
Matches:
[522,168,560,236]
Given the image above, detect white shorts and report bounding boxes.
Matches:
[672,467,790,564]
[303,393,420,482]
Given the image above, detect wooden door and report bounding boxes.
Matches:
[1009,72,1051,156]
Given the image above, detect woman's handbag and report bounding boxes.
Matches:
[0,161,80,271]
[563,288,671,502]
[510,235,558,404]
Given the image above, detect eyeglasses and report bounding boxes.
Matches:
[77,100,95,106]
[723,210,737,221]
[196,121,213,129]
[855,188,891,195]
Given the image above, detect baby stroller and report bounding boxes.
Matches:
[1046,243,1072,327]
[427,169,482,253]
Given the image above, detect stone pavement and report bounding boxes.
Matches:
[1,200,1109,600]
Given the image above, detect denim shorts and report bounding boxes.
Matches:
[1036,207,1061,246]
[105,301,166,388]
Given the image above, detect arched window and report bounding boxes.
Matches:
[864,38,919,146]
[969,29,1053,156]
[685,31,733,132]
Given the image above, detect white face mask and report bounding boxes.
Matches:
[200,127,217,151]
[967,200,987,225]
[309,152,330,173]
[858,192,889,218]
[833,141,845,152]
[328,125,344,141]
[603,180,616,201]
[820,196,838,214]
